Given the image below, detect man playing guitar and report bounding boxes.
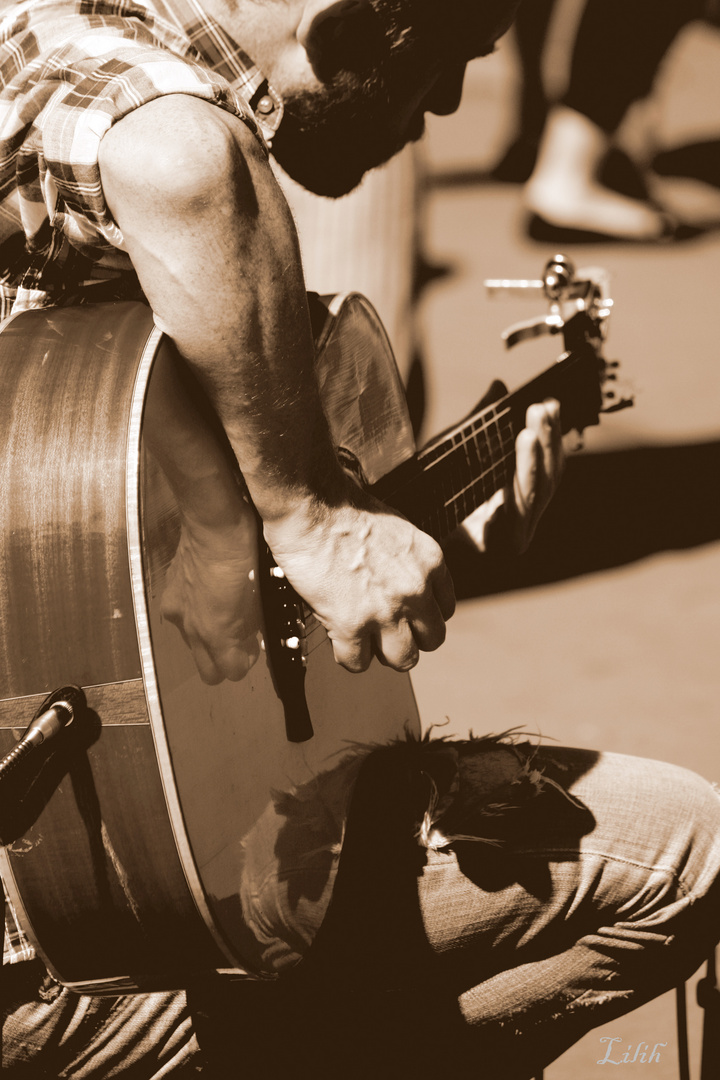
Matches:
[1,1,719,1077]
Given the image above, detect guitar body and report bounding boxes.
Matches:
[0,297,421,992]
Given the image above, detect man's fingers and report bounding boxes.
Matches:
[462,398,563,556]
[537,398,564,486]
[513,425,542,519]
[525,398,564,490]
[331,628,417,673]
[271,502,456,675]
[329,574,453,673]
[188,639,224,685]
[512,399,564,549]
[376,620,421,671]
[216,637,260,682]
[329,631,374,674]
[381,563,455,667]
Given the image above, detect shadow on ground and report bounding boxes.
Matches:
[444,440,720,600]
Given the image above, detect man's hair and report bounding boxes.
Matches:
[369,0,520,61]
[271,0,521,196]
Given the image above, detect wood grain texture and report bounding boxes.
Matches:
[0,305,229,990]
[0,303,151,696]
[0,679,148,730]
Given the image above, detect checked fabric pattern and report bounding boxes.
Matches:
[0,0,282,319]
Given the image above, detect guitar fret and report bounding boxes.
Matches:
[464,427,482,480]
[419,495,447,541]
[481,418,499,483]
[417,405,512,471]
[448,432,467,521]
[401,404,519,539]
[373,336,607,549]
[432,502,447,541]
[442,450,515,513]
[462,451,477,519]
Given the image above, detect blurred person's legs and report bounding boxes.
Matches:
[491,0,557,182]
[524,0,705,239]
[652,0,720,191]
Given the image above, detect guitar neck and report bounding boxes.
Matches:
[372,343,600,542]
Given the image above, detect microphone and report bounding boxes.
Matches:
[0,685,85,782]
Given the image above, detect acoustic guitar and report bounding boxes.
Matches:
[0,259,628,993]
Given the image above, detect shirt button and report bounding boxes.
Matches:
[256,95,275,116]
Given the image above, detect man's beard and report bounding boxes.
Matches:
[271,70,419,198]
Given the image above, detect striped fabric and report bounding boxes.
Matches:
[0,0,283,318]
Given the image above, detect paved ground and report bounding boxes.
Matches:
[405,20,720,1080]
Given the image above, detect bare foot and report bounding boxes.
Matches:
[525,107,667,240]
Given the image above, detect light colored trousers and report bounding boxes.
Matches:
[4,745,720,1079]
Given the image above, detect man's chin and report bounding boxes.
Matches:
[271,125,404,198]
[271,148,368,197]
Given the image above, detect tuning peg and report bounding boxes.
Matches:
[484,255,577,303]
[602,396,634,414]
[486,255,615,355]
[501,312,564,349]
[543,255,576,299]
[484,277,546,300]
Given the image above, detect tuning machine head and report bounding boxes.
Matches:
[484,254,614,350]
[543,254,575,300]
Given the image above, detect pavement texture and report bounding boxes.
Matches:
[405,18,720,1080]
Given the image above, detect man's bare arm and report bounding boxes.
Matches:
[98,94,454,672]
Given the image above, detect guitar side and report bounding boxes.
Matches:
[0,298,420,991]
[0,303,233,989]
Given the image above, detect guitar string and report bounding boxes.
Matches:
[383,412,514,516]
[413,348,582,471]
[441,440,516,508]
[414,441,517,534]
[416,399,514,462]
[390,412,516,526]
[413,345,582,473]
[415,404,513,471]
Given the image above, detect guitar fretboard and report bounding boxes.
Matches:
[378,404,517,541]
[372,338,603,543]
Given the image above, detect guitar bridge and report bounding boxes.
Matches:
[259,553,314,744]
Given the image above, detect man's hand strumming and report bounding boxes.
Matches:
[264,486,456,673]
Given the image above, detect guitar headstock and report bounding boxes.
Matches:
[485,254,633,435]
